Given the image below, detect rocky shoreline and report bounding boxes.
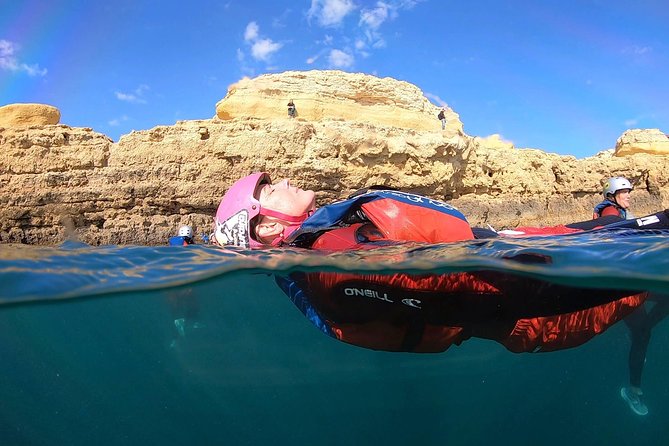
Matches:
[1,70,668,246]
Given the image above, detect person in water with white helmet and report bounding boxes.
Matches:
[169,225,196,246]
[619,292,669,416]
[593,176,634,220]
[590,177,669,416]
[167,224,203,344]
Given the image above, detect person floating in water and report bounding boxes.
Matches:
[591,177,669,416]
[169,224,195,246]
[167,225,203,346]
[619,293,669,416]
[287,99,296,118]
[208,172,663,355]
[593,176,634,219]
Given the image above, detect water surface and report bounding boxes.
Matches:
[1,231,668,445]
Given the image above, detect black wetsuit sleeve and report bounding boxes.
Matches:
[347,185,399,199]
[471,227,499,239]
[566,215,623,230]
[567,209,669,231]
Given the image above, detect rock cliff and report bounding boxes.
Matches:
[216,70,464,134]
[1,70,668,246]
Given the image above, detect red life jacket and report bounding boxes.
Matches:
[280,194,645,353]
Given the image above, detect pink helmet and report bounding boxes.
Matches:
[213,172,270,248]
[212,172,311,248]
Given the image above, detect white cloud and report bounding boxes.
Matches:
[357,1,420,48]
[306,48,329,65]
[354,39,370,58]
[623,113,655,127]
[272,8,293,28]
[623,45,652,55]
[0,39,47,77]
[360,2,390,30]
[395,0,422,9]
[108,115,129,126]
[242,22,283,62]
[308,0,356,27]
[425,92,448,107]
[115,85,149,104]
[236,48,255,76]
[244,22,259,42]
[251,38,283,61]
[115,92,141,103]
[0,39,14,58]
[307,0,423,65]
[371,37,386,48]
[357,1,403,49]
[328,49,354,68]
[21,63,47,77]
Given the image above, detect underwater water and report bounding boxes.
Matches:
[1,230,668,445]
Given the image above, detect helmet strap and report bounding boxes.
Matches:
[269,222,300,246]
[262,209,314,246]
[259,208,310,223]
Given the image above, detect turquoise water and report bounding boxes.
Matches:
[1,230,668,445]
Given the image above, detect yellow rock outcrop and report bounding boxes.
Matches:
[216,70,463,134]
[0,103,60,128]
[615,129,669,156]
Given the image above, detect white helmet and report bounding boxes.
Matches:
[603,177,633,198]
[178,225,193,238]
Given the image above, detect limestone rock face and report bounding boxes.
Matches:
[216,70,464,134]
[0,103,60,128]
[1,71,668,246]
[616,129,669,156]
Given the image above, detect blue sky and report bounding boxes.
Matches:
[1,0,667,158]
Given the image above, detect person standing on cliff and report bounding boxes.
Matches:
[437,108,446,130]
[287,99,296,118]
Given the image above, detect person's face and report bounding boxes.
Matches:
[257,178,316,216]
[614,189,631,209]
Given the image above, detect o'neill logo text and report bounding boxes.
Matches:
[343,287,422,309]
[344,287,393,302]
